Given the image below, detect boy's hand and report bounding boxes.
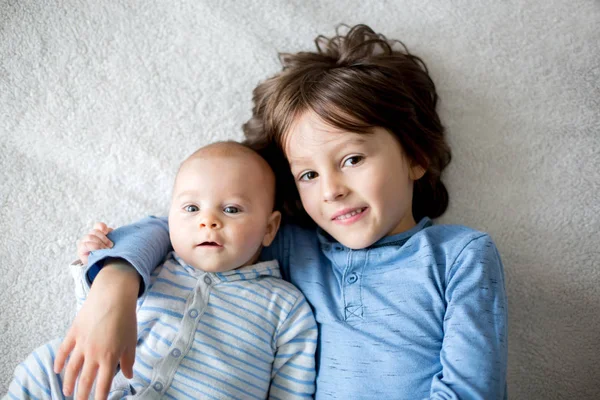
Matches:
[77,222,114,264]
[54,262,140,400]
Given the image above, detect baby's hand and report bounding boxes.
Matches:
[77,222,114,264]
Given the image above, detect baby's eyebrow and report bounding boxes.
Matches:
[227,194,252,204]
[174,191,252,204]
[175,190,199,200]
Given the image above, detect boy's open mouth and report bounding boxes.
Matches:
[332,207,368,221]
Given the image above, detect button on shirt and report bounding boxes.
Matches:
[77,253,317,399]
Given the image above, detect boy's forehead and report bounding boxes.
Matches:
[285,111,370,153]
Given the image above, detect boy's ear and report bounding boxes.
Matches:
[409,164,426,181]
[262,211,282,247]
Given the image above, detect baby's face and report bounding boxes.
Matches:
[168,152,279,272]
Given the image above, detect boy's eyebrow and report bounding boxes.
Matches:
[289,136,369,168]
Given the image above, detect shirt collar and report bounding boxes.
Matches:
[170,252,281,283]
[316,217,433,250]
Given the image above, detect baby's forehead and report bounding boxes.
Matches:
[181,150,268,176]
[175,147,276,203]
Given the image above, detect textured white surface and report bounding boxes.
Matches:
[1,0,599,398]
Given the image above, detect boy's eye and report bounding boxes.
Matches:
[342,155,364,167]
[223,206,240,214]
[184,205,199,212]
[299,171,318,181]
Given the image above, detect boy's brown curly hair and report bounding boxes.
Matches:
[243,24,451,228]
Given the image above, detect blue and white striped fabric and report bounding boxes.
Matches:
[6,253,317,399]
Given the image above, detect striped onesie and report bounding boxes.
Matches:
[6,253,317,399]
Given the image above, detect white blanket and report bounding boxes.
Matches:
[1,1,599,398]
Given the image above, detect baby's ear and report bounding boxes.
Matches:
[262,211,282,247]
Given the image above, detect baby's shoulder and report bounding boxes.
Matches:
[258,274,305,303]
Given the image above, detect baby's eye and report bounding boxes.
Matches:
[223,206,240,214]
[184,205,199,212]
[299,171,318,181]
[342,155,364,167]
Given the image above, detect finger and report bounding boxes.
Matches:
[77,241,106,263]
[63,350,84,396]
[89,229,114,247]
[93,222,108,234]
[81,238,110,252]
[120,345,136,379]
[76,360,98,400]
[93,365,114,400]
[106,227,114,233]
[78,231,111,246]
[54,334,76,373]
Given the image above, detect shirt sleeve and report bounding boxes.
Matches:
[68,259,89,312]
[84,215,172,296]
[269,295,317,399]
[429,234,508,400]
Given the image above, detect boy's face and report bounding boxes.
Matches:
[285,111,425,250]
[168,151,280,272]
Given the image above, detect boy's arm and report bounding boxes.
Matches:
[55,263,141,400]
[269,295,318,399]
[54,216,171,400]
[85,215,172,296]
[69,258,139,311]
[430,235,508,400]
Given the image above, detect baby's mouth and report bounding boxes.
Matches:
[197,241,222,247]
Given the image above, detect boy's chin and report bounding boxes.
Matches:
[329,230,381,250]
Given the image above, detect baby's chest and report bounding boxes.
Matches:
[136,282,280,363]
[134,283,278,396]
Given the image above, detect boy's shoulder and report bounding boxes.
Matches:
[423,222,490,242]
[417,222,496,258]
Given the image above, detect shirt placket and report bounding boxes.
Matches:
[342,248,365,322]
[144,273,214,398]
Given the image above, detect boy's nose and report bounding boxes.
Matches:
[322,175,348,202]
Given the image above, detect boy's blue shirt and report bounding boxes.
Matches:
[87,216,508,400]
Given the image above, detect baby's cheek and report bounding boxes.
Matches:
[237,226,265,254]
[171,229,190,256]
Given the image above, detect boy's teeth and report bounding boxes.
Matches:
[336,208,364,220]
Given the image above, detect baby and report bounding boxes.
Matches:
[6,141,317,399]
